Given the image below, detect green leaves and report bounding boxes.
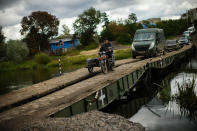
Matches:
[73,7,105,46]
[20,11,60,55]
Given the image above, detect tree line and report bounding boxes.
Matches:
[0,7,195,63]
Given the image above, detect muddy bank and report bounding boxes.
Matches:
[15,111,144,131]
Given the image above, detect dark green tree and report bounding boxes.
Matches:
[73,7,106,46]
[0,26,5,44]
[157,18,191,38]
[0,26,6,59]
[20,11,59,55]
[125,13,140,41]
[126,13,137,24]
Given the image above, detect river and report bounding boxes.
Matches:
[103,53,197,131]
[0,67,75,95]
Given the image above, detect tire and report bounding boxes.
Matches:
[162,50,166,55]
[132,54,136,59]
[110,64,114,71]
[101,60,108,74]
[88,67,93,73]
[154,50,157,57]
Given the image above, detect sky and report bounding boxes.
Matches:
[0,0,197,40]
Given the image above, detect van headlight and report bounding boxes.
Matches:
[149,42,155,49]
[131,44,135,51]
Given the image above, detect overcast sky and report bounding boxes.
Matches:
[0,0,197,40]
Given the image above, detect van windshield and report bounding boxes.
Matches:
[134,32,155,41]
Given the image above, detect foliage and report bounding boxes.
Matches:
[101,21,127,41]
[116,33,131,44]
[6,40,29,63]
[62,24,70,35]
[193,20,197,29]
[0,47,133,73]
[157,18,192,38]
[63,49,80,56]
[159,80,171,104]
[20,11,59,55]
[0,26,5,44]
[34,52,51,65]
[0,43,6,60]
[173,77,197,120]
[101,13,142,43]
[73,7,106,46]
[125,13,137,24]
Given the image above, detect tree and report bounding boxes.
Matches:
[6,40,29,63]
[101,21,129,42]
[62,24,70,35]
[0,26,5,44]
[73,7,106,46]
[125,13,142,40]
[20,11,59,55]
[157,18,190,38]
[0,26,6,60]
[125,13,137,24]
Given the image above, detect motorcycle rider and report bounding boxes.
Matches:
[99,38,114,66]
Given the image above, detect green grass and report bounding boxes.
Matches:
[76,43,99,51]
[0,60,35,73]
[0,48,132,73]
[114,48,131,60]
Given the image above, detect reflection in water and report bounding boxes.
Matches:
[0,66,59,95]
[103,55,197,131]
[130,73,197,131]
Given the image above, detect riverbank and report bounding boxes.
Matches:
[0,48,131,73]
[15,111,144,131]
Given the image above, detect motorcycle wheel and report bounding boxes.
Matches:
[88,67,93,73]
[110,65,114,71]
[101,60,108,74]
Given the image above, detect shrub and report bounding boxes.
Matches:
[34,52,51,65]
[0,44,6,60]
[64,49,80,56]
[6,40,29,63]
[116,33,131,44]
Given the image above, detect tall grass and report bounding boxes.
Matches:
[173,76,197,120]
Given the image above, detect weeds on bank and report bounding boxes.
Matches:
[173,77,197,120]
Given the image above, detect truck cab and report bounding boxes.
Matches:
[131,28,166,58]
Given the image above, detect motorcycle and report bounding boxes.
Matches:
[86,47,115,74]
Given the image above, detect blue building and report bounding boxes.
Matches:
[49,38,80,54]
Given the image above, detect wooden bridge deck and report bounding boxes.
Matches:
[0,58,139,112]
[0,45,193,124]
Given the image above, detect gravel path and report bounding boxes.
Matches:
[19,111,144,131]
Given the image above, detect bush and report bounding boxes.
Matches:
[116,33,131,44]
[6,40,29,63]
[0,44,6,60]
[64,49,80,56]
[34,52,51,65]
